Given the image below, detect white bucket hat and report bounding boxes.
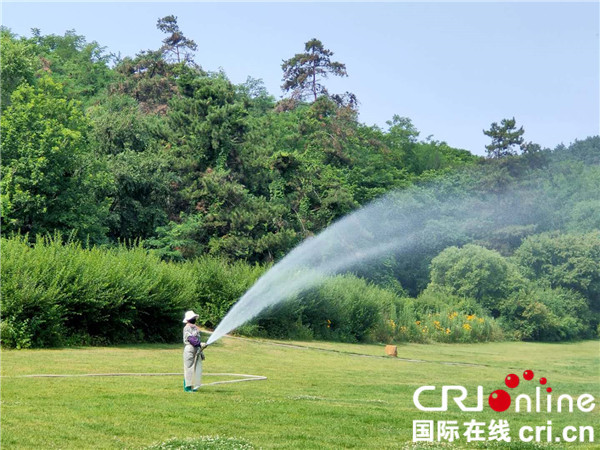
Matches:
[183,310,199,323]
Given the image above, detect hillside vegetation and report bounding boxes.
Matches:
[1,22,599,348]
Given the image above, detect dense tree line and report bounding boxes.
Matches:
[0,23,476,260]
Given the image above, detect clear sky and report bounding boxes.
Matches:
[2,1,599,155]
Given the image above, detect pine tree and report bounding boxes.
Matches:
[156,15,197,64]
[281,38,347,102]
[483,117,525,158]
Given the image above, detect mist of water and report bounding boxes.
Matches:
[206,172,555,346]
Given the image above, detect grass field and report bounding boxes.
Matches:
[1,337,599,449]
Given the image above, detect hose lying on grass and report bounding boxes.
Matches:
[5,372,267,386]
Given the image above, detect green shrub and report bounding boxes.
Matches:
[248,274,393,343]
[0,234,265,348]
[185,256,265,328]
[429,244,525,314]
[513,232,600,311]
[1,234,195,347]
[242,299,314,341]
[498,286,592,341]
[303,275,388,342]
[376,287,503,344]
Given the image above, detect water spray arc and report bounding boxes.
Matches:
[206,177,560,346]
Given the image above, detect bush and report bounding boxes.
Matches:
[0,235,272,348]
[248,274,394,343]
[375,287,503,344]
[1,235,194,348]
[241,299,314,341]
[185,256,265,328]
[513,232,600,311]
[429,244,525,314]
[303,275,389,342]
[498,286,593,341]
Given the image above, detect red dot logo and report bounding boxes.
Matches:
[505,374,519,389]
[546,387,552,393]
[540,377,547,385]
[523,370,534,380]
[489,389,511,412]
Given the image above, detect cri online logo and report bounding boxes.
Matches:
[413,370,596,413]
[489,369,546,412]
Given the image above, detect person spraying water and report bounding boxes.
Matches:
[182,310,206,392]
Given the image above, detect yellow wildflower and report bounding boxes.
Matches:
[467,314,475,321]
[445,328,451,334]
[462,323,472,331]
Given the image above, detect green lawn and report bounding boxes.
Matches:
[1,338,599,449]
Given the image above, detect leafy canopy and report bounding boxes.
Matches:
[0,77,112,242]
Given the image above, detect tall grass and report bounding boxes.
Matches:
[1,235,265,348]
